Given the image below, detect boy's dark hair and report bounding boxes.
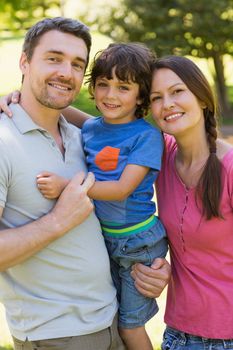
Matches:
[153,55,222,220]
[23,17,92,68]
[88,42,156,118]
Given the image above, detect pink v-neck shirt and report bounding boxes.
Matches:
[157,135,233,339]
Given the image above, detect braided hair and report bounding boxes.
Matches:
[152,56,222,219]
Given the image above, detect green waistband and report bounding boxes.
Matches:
[101,215,157,237]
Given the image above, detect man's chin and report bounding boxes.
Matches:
[42,99,73,110]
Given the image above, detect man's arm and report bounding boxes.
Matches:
[0,172,94,271]
[131,258,171,298]
[88,164,149,201]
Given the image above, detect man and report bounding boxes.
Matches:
[0,17,170,350]
[0,17,123,350]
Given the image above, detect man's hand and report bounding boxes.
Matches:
[131,258,171,298]
[50,171,95,235]
[0,90,20,117]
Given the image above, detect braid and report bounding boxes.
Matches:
[197,109,222,219]
[206,111,218,153]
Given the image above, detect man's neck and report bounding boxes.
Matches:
[19,92,61,136]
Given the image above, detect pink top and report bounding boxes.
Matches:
[157,135,233,339]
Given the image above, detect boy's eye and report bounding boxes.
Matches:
[96,82,108,87]
[119,85,129,91]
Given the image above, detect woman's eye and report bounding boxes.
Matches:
[150,95,161,102]
[173,89,183,94]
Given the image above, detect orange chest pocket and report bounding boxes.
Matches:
[95,146,120,171]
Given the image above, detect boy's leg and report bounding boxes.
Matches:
[119,326,153,350]
[118,266,158,350]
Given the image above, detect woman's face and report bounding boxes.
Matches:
[150,68,205,136]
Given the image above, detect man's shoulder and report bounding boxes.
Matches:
[0,113,16,139]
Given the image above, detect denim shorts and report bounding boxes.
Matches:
[103,217,168,329]
[162,327,233,350]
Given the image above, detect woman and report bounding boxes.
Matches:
[133,55,233,349]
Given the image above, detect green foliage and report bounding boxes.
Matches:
[91,0,233,120]
[94,0,233,58]
[0,0,60,35]
[72,88,99,116]
[0,346,13,350]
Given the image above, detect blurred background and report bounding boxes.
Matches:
[0,1,233,349]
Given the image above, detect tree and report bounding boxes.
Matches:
[88,0,233,120]
[0,0,60,35]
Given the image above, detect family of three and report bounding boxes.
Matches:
[0,15,232,350]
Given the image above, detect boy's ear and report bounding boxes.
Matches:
[136,97,143,106]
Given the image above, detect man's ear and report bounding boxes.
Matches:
[19,52,29,74]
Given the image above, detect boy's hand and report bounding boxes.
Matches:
[37,171,69,199]
[0,90,21,117]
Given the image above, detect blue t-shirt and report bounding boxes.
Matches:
[82,117,163,224]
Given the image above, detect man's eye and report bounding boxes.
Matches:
[73,63,84,71]
[47,57,58,62]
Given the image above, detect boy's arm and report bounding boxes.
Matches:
[37,172,70,199]
[88,164,149,201]
[62,106,92,128]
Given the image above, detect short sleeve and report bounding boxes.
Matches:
[227,156,233,209]
[0,139,11,208]
[127,127,164,171]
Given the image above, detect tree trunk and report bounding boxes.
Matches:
[212,52,233,122]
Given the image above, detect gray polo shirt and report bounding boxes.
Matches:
[0,104,117,341]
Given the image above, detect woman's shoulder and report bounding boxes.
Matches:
[217,138,233,161]
[164,133,177,152]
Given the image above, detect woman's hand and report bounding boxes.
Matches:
[0,90,20,117]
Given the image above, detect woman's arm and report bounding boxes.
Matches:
[61,106,92,128]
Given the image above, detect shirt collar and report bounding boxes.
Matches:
[9,103,70,135]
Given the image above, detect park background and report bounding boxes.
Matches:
[0,0,233,349]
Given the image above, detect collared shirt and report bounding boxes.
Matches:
[0,104,117,341]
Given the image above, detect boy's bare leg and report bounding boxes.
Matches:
[119,326,153,350]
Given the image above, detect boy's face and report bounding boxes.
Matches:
[20,30,88,110]
[94,68,142,124]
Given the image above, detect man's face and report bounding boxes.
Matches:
[20,30,88,110]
